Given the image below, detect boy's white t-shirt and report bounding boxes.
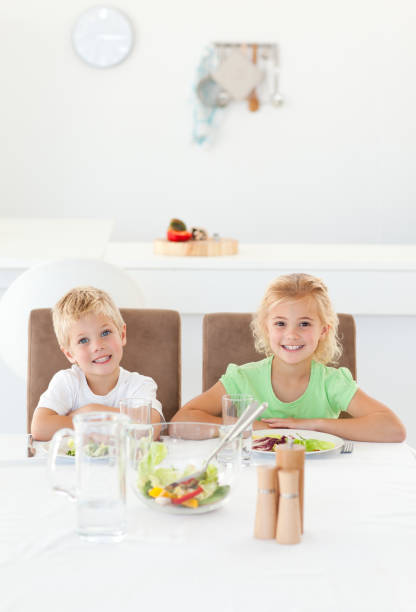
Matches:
[37,365,163,417]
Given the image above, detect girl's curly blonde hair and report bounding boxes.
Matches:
[250,273,342,365]
[52,286,125,349]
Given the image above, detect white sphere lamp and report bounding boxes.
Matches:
[0,259,145,379]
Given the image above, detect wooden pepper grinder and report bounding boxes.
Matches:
[275,441,305,533]
[275,469,301,545]
[254,465,278,539]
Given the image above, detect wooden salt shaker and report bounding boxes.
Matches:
[275,469,301,544]
[254,465,278,539]
[275,441,305,532]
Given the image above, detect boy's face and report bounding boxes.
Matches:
[62,312,126,382]
[265,296,328,366]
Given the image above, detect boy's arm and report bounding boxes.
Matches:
[74,404,162,423]
[32,404,162,441]
[31,407,74,441]
[32,404,120,440]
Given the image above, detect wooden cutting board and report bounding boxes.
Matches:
[153,238,238,257]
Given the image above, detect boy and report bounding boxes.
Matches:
[31,286,163,440]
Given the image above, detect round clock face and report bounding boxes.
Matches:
[72,6,134,68]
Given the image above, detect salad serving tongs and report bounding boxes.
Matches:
[166,401,268,490]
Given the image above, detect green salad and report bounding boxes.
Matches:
[252,433,335,453]
[64,438,109,457]
[137,442,230,509]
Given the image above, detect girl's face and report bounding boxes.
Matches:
[265,296,328,365]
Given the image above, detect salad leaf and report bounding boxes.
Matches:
[66,438,76,456]
[64,438,109,457]
[85,442,109,457]
[199,485,230,506]
[196,465,220,500]
[294,438,335,452]
[151,467,181,488]
[137,441,167,489]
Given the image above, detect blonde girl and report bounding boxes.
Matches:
[173,273,405,442]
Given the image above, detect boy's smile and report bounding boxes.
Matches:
[92,355,112,364]
[62,312,126,393]
[266,297,328,366]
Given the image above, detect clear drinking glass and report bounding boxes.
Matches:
[222,394,254,467]
[119,397,152,424]
[47,412,130,542]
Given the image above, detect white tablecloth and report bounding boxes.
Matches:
[1,436,415,612]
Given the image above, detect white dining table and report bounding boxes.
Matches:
[1,435,415,612]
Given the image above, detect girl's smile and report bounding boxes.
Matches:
[281,344,304,351]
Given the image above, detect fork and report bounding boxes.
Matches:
[341,440,353,454]
[27,433,36,458]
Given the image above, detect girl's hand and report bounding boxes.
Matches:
[261,418,319,431]
[253,420,269,430]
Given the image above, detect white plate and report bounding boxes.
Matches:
[40,441,75,461]
[41,441,111,462]
[252,429,344,456]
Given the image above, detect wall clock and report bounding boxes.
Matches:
[72,6,134,68]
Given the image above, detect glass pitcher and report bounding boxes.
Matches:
[47,412,131,542]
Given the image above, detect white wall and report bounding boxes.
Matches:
[1,1,415,243]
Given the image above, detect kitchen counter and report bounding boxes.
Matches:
[0,242,415,314]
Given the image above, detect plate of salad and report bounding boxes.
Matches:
[135,440,232,515]
[252,429,344,456]
[41,438,110,460]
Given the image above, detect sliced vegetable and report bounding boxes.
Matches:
[167,218,192,242]
[182,499,199,509]
[167,229,192,242]
[171,486,203,505]
[148,487,172,499]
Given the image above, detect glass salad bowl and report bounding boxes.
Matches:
[128,422,241,515]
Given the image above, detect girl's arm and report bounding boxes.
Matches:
[261,389,406,442]
[172,381,226,424]
[172,381,266,430]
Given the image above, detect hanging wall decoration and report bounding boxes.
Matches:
[192,42,283,146]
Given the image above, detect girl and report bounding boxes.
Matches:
[173,273,406,442]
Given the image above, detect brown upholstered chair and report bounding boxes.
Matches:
[202,313,356,417]
[27,308,181,432]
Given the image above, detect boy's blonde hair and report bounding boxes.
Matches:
[251,273,342,365]
[52,286,125,349]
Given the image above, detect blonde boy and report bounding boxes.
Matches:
[31,286,163,440]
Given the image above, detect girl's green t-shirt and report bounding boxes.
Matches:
[220,357,358,419]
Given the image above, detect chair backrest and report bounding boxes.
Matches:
[27,308,181,431]
[202,312,356,391]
